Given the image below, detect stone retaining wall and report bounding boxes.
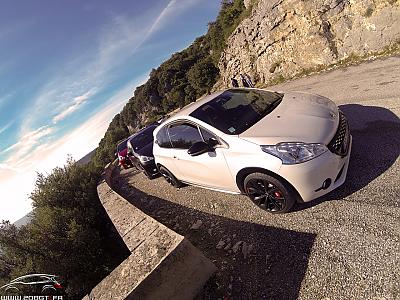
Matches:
[82,162,216,299]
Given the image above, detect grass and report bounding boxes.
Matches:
[266,74,286,86]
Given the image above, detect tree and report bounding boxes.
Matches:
[188,57,219,95]
[0,161,129,298]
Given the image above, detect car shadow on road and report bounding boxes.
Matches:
[295,103,400,211]
[113,170,316,300]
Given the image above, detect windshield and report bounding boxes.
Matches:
[130,126,156,150]
[117,140,128,152]
[190,89,283,134]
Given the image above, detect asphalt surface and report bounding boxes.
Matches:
[114,56,400,300]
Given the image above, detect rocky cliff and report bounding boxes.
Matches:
[218,0,400,86]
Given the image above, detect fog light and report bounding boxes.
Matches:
[315,178,332,192]
[322,178,332,189]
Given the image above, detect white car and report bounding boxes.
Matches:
[153,88,352,213]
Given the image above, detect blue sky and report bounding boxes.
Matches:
[0,0,220,222]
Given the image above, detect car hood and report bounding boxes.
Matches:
[239,92,339,145]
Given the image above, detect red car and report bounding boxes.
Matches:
[116,139,132,169]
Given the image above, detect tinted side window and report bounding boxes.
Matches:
[131,133,153,150]
[168,123,202,149]
[200,127,219,146]
[155,126,172,148]
[117,140,128,152]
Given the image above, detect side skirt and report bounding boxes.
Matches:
[180,180,242,195]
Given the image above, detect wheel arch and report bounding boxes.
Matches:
[235,167,304,203]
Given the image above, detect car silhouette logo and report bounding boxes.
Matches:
[0,274,63,294]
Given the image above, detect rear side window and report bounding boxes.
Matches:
[168,123,202,149]
[155,126,172,148]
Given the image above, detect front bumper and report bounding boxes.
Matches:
[278,135,352,202]
[130,156,158,177]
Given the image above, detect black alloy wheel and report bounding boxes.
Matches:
[158,166,183,188]
[244,173,296,214]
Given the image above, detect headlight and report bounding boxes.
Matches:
[139,155,154,163]
[261,142,328,164]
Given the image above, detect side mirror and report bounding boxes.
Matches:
[187,141,214,157]
[207,138,219,147]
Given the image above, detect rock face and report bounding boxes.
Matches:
[218,0,400,86]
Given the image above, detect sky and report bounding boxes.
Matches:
[0,0,220,223]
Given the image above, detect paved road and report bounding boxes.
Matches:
[115,56,400,300]
[273,56,400,105]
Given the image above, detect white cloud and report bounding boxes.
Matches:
[21,0,199,132]
[0,122,12,135]
[21,14,148,131]
[146,0,199,37]
[1,126,54,161]
[0,93,13,109]
[0,0,201,223]
[0,75,148,223]
[0,163,19,173]
[52,89,95,123]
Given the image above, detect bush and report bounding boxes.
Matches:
[0,160,129,298]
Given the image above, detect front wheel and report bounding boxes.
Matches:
[244,173,297,214]
[158,166,183,188]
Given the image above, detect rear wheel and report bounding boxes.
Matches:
[159,166,183,188]
[244,173,296,214]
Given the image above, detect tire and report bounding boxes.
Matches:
[244,172,297,214]
[158,166,183,188]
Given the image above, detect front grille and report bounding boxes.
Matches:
[328,111,350,156]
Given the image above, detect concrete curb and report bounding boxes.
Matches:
[83,162,216,299]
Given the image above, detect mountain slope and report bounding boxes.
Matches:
[218,0,400,86]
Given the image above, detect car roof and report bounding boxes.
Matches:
[117,138,129,146]
[128,124,157,141]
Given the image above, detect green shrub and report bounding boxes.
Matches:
[0,160,129,298]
